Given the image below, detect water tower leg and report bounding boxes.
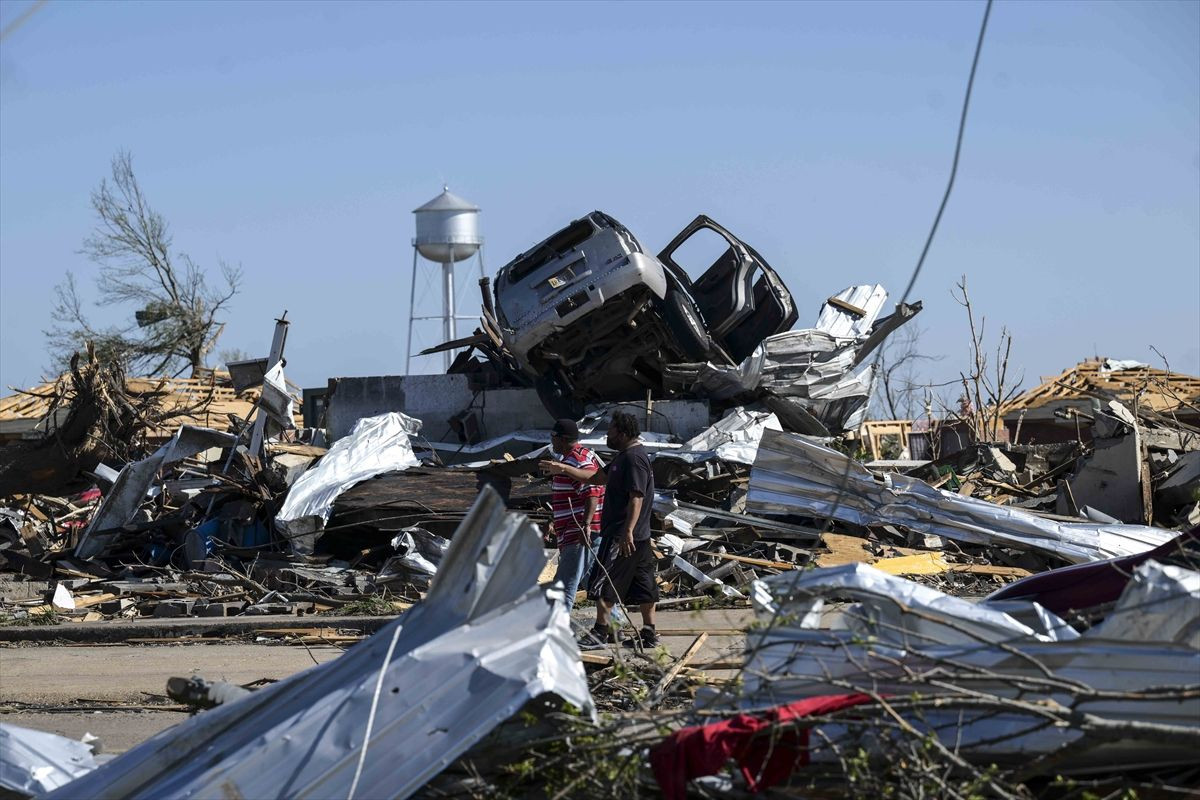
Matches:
[406,247,419,376]
[443,246,456,372]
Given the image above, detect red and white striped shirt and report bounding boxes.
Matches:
[550,443,605,548]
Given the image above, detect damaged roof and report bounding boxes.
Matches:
[0,370,303,439]
[1000,358,1200,421]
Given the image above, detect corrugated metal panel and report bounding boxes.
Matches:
[0,724,99,796]
[747,428,1172,563]
[48,487,594,800]
[737,561,1200,769]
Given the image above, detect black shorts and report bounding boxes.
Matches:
[588,535,658,605]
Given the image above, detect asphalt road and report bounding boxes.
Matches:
[0,606,754,753]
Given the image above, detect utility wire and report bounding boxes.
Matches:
[0,0,47,43]
[899,0,993,306]
[710,0,995,707]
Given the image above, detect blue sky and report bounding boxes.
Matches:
[2,0,1197,397]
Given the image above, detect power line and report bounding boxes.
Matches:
[712,0,996,707]
[899,0,994,306]
[0,0,48,44]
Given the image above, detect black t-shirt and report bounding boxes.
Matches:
[599,443,654,542]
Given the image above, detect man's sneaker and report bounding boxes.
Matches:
[577,626,614,651]
[621,626,659,649]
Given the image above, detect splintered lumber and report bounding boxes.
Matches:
[817,534,1033,579]
[687,657,742,671]
[696,551,798,571]
[872,553,949,576]
[73,593,120,609]
[815,533,926,569]
[255,627,368,644]
[651,633,709,703]
[578,652,613,668]
[948,563,1032,579]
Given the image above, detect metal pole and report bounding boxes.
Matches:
[443,245,456,372]
[249,312,290,457]
[406,247,419,376]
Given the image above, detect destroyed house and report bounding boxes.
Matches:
[0,369,304,446]
[1000,358,1200,444]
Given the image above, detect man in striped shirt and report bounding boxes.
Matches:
[548,418,605,611]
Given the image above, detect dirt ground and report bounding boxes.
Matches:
[0,606,752,753]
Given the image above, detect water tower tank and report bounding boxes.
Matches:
[413,187,481,263]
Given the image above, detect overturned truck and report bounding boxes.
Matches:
[432,211,921,434]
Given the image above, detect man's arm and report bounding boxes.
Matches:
[619,492,644,557]
[540,460,607,485]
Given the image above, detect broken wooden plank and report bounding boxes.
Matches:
[686,657,742,671]
[73,592,120,609]
[872,552,949,576]
[651,633,708,704]
[814,532,927,569]
[947,563,1032,579]
[696,551,798,571]
[826,295,867,317]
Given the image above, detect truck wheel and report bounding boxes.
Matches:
[662,290,711,362]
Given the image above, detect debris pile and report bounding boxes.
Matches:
[2,294,1197,797]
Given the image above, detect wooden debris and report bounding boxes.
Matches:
[650,632,709,704]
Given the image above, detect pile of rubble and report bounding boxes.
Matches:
[1,300,1197,797]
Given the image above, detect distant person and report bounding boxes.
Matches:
[541,411,657,649]
[546,418,604,612]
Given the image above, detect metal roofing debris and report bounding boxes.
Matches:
[739,559,1200,768]
[46,486,594,800]
[747,428,1173,563]
[276,412,422,552]
[75,425,238,559]
[679,284,922,433]
[0,723,100,796]
[665,408,782,466]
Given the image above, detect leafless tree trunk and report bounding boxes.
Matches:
[873,324,942,420]
[947,275,1022,443]
[45,151,241,377]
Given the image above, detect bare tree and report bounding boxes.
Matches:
[872,324,942,420]
[943,275,1023,442]
[46,151,241,377]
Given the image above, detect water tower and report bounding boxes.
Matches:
[407,187,484,373]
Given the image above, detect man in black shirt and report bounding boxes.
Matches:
[540,411,658,648]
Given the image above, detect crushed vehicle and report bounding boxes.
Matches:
[486,212,798,418]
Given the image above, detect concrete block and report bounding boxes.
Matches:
[200,601,247,617]
[99,598,136,615]
[153,599,197,618]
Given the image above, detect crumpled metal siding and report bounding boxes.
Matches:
[747,428,1172,563]
[739,560,1200,768]
[0,723,99,796]
[1089,562,1200,647]
[662,408,782,466]
[683,285,920,432]
[48,487,594,800]
[276,412,422,549]
[76,425,238,559]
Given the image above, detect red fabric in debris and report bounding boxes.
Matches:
[650,693,875,799]
[78,487,102,503]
